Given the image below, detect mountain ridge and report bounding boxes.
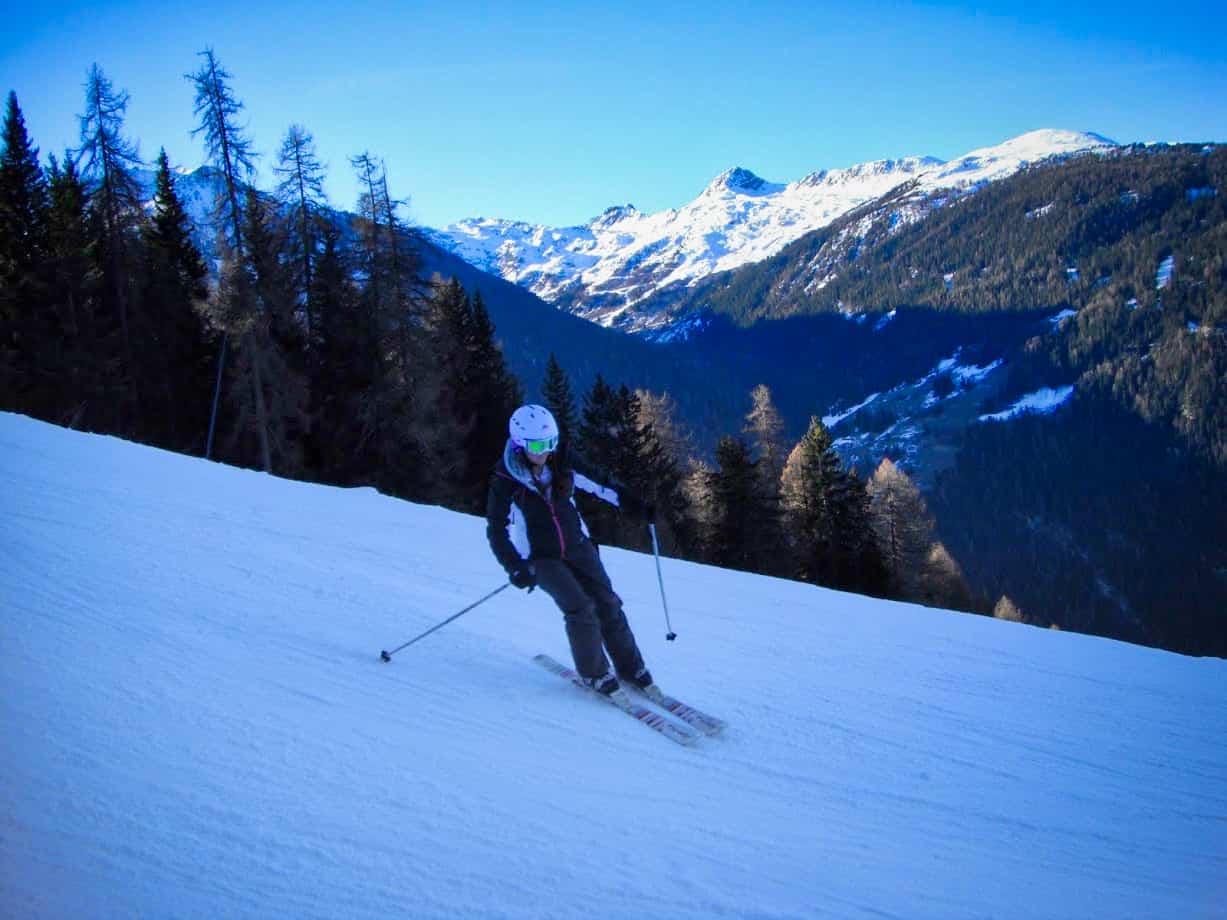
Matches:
[426,130,1115,330]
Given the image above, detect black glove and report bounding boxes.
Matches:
[644,502,658,524]
[509,563,536,591]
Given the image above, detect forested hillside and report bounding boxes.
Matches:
[660,144,1227,655]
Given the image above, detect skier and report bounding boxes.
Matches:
[486,404,657,696]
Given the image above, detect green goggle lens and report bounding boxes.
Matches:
[524,436,558,454]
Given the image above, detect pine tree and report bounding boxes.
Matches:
[140,148,214,451]
[828,466,888,596]
[577,373,620,472]
[463,290,522,484]
[44,153,99,425]
[0,91,50,412]
[422,278,477,505]
[780,416,843,584]
[573,374,630,543]
[541,352,578,448]
[634,388,695,556]
[305,220,362,479]
[706,435,768,572]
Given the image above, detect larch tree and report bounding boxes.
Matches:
[187,48,271,471]
[867,457,936,601]
[273,124,328,340]
[77,63,144,396]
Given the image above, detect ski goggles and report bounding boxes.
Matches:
[523,434,558,455]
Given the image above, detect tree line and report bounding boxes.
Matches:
[547,368,972,610]
[0,58,524,510]
[1,55,976,618]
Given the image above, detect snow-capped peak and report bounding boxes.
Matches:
[591,204,641,229]
[705,167,777,196]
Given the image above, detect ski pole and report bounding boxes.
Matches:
[648,523,677,641]
[379,583,511,662]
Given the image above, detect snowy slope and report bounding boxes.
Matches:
[2,412,1225,920]
[427,130,1114,330]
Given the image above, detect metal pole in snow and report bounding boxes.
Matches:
[649,523,677,641]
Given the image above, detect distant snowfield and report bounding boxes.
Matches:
[2,412,1225,920]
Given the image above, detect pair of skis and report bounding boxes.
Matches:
[533,653,726,747]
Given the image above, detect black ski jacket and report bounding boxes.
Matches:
[485,440,644,573]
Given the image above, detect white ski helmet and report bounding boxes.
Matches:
[509,404,560,456]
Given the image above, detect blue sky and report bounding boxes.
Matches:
[2,0,1225,228]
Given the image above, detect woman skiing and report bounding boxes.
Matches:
[486,404,656,696]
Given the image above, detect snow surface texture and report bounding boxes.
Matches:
[2,411,1225,920]
[426,130,1114,330]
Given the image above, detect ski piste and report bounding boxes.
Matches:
[627,683,726,736]
[533,654,699,747]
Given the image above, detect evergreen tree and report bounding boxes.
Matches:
[44,153,99,425]
[634,388,695,556]
[541,352,578,447]
[463,290,522,481]
[575,374,631,543]
[780,416,843,584]
[577,373,619,472]
[0,91,50,412]
[827,466,888,596]
[305,220,362,479]
[423,278,477,506]
[705,435,772,573]
[140,148,214,452]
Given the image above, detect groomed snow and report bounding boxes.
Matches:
[2,412,1225,919]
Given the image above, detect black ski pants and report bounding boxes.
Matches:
[533,544,647,681]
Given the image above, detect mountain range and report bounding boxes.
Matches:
[425,129,1115,331]
[136,131,1225,656]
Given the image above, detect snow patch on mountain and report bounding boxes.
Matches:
[980,386,1075,422]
